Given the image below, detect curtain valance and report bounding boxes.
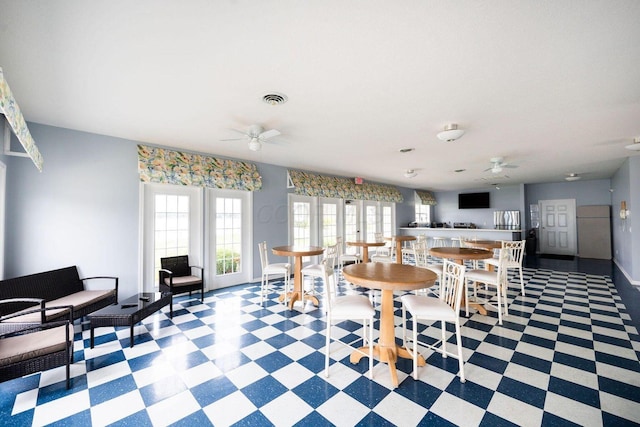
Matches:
[288,170,403,202]
[0,68,43,171]
[137,145,262,191]
[416,190,437,205]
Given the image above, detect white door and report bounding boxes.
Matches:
[539,199,577,255]
[207,189,252,289]
[363,201,378,241]
[319,197,341,247]
[142,183,203,292]
[344,201,361,243]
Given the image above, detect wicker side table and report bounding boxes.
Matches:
[88,292,172,348]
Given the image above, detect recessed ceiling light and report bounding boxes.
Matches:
[454,169,466,173]
[399,148,414,153]
[404,169,417,178]
[565,173,581,181]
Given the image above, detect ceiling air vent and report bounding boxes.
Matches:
[262,92,288,106]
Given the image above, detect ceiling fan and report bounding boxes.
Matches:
[484,157,518,174]
[221,124,281,151]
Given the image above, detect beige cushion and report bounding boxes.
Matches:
[0,324,73,365]
[6,290,115,322]
[163,275,202,287]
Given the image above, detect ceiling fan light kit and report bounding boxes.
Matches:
[625,137,640,151]
[437,123,465,142]
[248,138,262,151]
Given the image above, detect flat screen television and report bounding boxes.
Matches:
[458,192,490,209]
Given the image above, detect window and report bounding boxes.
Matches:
[293,201,312,246]
[382,204,393,237]
[416,204,431,225]
[365,203,377,241]
[344,203,359,242]
[154,194,190,283]
[215,197,242,275]
[321,202,338,246]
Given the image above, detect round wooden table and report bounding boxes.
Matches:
[346,240,386,263]
[464,239,502,250]
[386,235,417,264]
[342,262,437,387]
[272,245,324,310]
[429,247,493,315]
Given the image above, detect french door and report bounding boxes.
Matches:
[142,183,203,292]
[142,184,253,292]
[206,188,252,288]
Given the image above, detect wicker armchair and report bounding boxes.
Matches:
[0,299,74,389]
[159,255,204,312]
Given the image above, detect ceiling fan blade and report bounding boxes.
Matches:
[259,129,281,140]
[220,137,247,141]
[503,164,518,168]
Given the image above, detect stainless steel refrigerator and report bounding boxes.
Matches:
[577,205,612,259]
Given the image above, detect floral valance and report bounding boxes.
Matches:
[416,190,437,205]
[137,145,262,191]
[0,68,43,171]
[288,170,403,203]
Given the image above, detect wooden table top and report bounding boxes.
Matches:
[464,240,502,250]
[385,235,416,242]
[346,240,386,247]
[429,246,493,260]
[272,245,324,257]
[342,262,436,291]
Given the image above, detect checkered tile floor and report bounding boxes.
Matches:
[1,265,639,426]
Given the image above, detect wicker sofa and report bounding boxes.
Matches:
[0,266,118,322]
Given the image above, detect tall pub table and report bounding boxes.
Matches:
[429,246,493,315]
[346,240,386,263]
[386,235,417,264]
[272,245,325,310]
[342,262,436,387]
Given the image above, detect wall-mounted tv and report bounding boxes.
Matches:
[458,192,490,209]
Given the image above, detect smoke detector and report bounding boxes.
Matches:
[262,92,288,106]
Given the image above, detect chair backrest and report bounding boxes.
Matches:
[324,243,338,269]
[501,240,526,264]
[258,241,269,269]
[440,259,466,312]
[160,255,191,277]
[322,258,338,313]
[413,240,428,268]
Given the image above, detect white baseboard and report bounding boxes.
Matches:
[613,258,640,286]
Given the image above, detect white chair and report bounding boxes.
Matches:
[465,247,508,324]
[431,236,449,248]
[301,243,338,309]
[484,240,526,296]
[401,260,467,382]
[258,241,291,307]
[371,237,395,263]
[323,259,375,379]
[337,236,360,270]
[401,235,426,265]
[414,240,443,296]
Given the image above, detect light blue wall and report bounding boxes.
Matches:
[4,122,639,292]
[611,157,639,280]
[432,185,525,229]
[4,123,140,296]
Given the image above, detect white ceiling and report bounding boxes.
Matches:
[1,1,639,191]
